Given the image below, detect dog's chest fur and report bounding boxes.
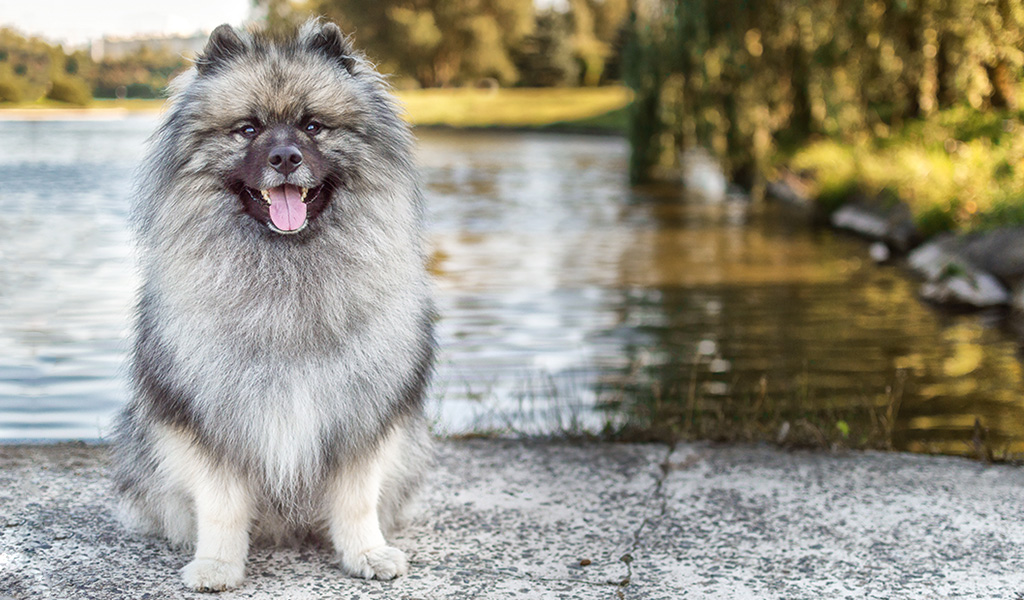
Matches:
[142,232,422,493]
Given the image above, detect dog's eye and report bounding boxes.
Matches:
[304,121,323,136]
[234,123,260,139]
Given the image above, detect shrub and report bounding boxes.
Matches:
[124,82,156,99]
[0,77,23,103]
[46,76,91,105]
[915,203,959,238]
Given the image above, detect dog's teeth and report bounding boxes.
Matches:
[260,189,271,205]
[301,187,308,202]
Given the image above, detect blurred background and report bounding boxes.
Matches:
[3,1,1024,461]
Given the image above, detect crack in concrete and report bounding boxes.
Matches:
[422,564,629,590]
[426,444,682,597]
[617,443,676,596]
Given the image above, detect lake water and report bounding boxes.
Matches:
[2,116,1024,456]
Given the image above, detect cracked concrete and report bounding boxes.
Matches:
[628,444,1024,599]
[2,440,1024,599]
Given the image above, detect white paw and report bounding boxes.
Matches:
[181,558,245,592]
[339,545,409,580]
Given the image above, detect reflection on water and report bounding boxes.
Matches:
[2,120,1024,456]
[422,129,1024,454]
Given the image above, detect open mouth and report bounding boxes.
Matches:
[240,183,327,234]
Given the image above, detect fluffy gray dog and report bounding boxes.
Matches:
[111,20,435,592]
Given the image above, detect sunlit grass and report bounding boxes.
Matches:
[789,106,1024,234]
[0,87,633,132]
[396,86,631,129]
[0,98,164,110]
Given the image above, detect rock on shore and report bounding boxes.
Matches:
[768,172,1024,310]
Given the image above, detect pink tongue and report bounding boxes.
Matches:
[267,184,307,231]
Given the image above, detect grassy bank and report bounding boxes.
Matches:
[397,87,630,131]
[456,364,1022,463]
[786,105,1024,236]
[0,87,632,132]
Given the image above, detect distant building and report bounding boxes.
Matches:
[90,32,207,62]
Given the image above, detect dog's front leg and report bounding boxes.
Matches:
[181,468,252,591]
[156,427,253,591]
[327,432,408,580]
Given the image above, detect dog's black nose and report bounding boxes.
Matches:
[268,145,303,175]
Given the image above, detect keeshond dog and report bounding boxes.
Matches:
[110,20,434,592]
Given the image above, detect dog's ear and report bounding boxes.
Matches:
[306,22,357,74]
[197,24,245,75]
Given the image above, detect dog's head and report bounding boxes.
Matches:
[152,20,413,238]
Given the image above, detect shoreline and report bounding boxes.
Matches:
[0,107,159,121]
[768,171,1024,311]
[0,109,625,135]
[0,87,631,130]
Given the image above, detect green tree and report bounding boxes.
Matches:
[514,10,579,87]
[46,76,91,105]
[92,46,187,98]
[256,0,310,37]
[307,0,534,86]
[568,0,628,86]
[0,27,61,101]
[0,63,24,103]
[624,0,1024,184]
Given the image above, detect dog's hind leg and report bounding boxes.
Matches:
[153,426,253,592]
[327,426,409,580]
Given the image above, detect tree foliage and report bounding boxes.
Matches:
[305,0,534,86]
[624,0,1024,184]
[258,0,630,87]
[0,27,190,103]
[569,0,629,85]
[0,3,633,105]
[514,11,579,87]
[46,76,92,105]
[0,27,62,102]
[91,47,187,99]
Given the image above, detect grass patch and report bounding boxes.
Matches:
[396,86,631,131]
[786,105,1024,234]
[441,360,908,453]
[604,367,908,453]
[442,363,1021,463]
[0,87,633,132]
[0,98,166,114]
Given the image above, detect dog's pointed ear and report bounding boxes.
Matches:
[198,24,245,75]
[306,22,357,74]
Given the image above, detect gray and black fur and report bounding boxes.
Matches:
[111,20,434,592]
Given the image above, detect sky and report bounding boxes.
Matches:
[0,0,253,47]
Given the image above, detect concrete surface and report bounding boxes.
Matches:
[1,440,1023,599]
